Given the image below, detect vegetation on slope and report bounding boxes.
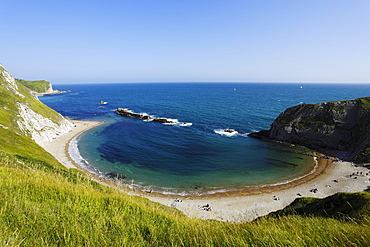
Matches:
[16,78,51,94]
[0,65,370,245]
[0,66,66,136]
[0,145,370,246]
[268,191,370,220]
[251,96,370,164]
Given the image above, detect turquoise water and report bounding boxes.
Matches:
[40,83,370,195]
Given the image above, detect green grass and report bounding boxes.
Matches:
[0,66,66,134]
[16,79,51,93]
[0,120,369,246]
[269,192,370,220]
[1,147,369,246]
[359,97,370,110]
[1,65,370,246]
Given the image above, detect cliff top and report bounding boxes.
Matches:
[16,78,52,94]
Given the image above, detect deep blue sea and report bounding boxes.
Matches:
[40,83,370,195]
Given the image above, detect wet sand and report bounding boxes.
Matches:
[44,119,370,222]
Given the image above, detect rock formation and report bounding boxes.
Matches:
[114,108,177,124]
[249,97,370,163]
[224,129,236,133]
[0,64,73,148]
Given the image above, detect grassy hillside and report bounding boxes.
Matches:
[0,66,67,137]
[1,144,369,246]
[0,65,370,245]
[268,190,370,220]
[16,79,51,93]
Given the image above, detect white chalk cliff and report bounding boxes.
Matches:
[16,102,73,147]
[0,64,73,148]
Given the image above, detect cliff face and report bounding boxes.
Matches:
[250,98,370,163]
[0,64,73,148]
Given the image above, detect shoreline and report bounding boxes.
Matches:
[145,157,369,222]
[43,120,104,169]
[44,119,370,222]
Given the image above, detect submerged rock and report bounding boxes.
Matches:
[105,172,125,179]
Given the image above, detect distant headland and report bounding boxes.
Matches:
[16,78,70,96]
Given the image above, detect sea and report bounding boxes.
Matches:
[40,83,370,195]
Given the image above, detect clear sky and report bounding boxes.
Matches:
[1,0,370,84]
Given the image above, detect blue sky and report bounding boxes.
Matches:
[1,0,370,83]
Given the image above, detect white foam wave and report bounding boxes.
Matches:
[124,108,134,113]
[162,118,179,125]
[179,122,192,127]
[69,135,102,176]
[214,129,239,137]
[118,108,191,127]
[203,189,229,195]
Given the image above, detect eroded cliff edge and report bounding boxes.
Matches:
[0,64,73,148]
[249,97,370,164]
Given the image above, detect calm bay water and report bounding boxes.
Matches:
[40,83,370,195]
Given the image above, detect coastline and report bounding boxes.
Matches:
[43,120,103,169]
[44,119,370,222]
[145,157,370,222]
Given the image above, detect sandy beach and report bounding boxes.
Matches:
[43,120,103,169]
[146,158,370,222]
[44,119,370,222]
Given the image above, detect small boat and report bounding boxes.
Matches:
[100,101,108,105]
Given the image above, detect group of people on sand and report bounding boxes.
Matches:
[200,204,212,211]
[171,199,212,211]
[349,171,369,179]
[309,188,318,193]
[170,198,182,208]
[310,179,339,193]
[272,195,280,200]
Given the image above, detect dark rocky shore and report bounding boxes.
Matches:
[249,97,370,164]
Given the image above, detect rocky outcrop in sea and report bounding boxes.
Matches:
[249,97,370,163]
[114,108,177,124]
[114,108,194,127]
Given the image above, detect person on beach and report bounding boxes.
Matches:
[200,204,212,211]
